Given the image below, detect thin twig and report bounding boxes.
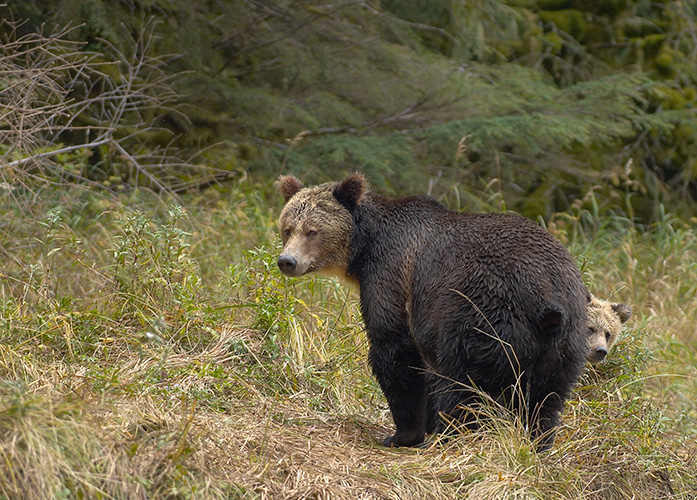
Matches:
[111,140,180,202]
[5,138,112,168]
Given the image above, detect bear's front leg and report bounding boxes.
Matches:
[368,340,427,447]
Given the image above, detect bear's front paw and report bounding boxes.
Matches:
[382,430,424,448]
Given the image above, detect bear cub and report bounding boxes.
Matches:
[276,173,590,450]
[586,295,632,363]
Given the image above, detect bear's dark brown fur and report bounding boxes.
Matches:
[277,173,590,450]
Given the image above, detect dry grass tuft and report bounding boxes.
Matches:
[0,383,147,499]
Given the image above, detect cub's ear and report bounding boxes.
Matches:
[333,172,367,210]
[277,175,304,202]
[612,302,632,323]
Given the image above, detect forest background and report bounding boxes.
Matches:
[1,1,697,499]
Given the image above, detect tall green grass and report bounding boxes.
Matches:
[1,181,696,499]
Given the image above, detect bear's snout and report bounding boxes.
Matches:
[588,344,608,363]
[277,254,298,275]
[594,345,607,361]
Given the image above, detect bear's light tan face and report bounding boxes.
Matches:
[586,296,632,364]
[277,182,354,281]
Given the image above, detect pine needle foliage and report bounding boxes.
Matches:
[4,0,697,219]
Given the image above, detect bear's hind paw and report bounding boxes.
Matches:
[381,431,425,448]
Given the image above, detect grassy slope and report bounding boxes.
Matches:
[1,182,696,499]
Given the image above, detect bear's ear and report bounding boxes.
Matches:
[612,302,632,323]
[333,172,367,210]
[277,175,304,202]
[539,303,564,335]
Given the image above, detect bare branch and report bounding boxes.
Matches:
[6,139,112,168]
[0,17,216,197]
[111,140,179,201]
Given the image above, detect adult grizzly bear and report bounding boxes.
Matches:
[586,295,632,364]
[276,173,590,450]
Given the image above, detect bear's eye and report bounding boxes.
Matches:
[605,331,611,341]
[283,228,292,238]
[306,229,318,238]
[589,327,596,334]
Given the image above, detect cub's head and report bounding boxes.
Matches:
[276,173,367,281]
[586,295,632,364]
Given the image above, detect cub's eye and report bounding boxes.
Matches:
[589,327,596,334]
[283,228,292,238]
[605,331,611,342]
[306,230,318,238]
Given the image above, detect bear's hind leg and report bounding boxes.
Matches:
[429,375,482,436]
[527,362,581,451]
[425,372,439,435]
[368,341,428,447]
[527,387,562,452]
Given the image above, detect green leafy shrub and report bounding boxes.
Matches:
[110,206,203,321]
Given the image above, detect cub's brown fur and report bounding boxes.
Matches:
[586,295,632,363]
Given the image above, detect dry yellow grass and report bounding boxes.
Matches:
[2,303,695,500]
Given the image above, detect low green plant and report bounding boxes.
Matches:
[110,205,202,316]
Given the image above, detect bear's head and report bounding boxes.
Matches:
[586,295,632,364]
[276,173,367,282]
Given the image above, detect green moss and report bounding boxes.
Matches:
[642,33,667,58]
[616,16,664,39]
[539,9,589,41]
[656,85,687,109]
[510,8,544,56]
[505,0,538,8]
[572,0,629,16]
[654,46,681,78]
[583,16,612,46]
[684,86,697,103]
[674,123,697,147]
[537,0,572,10]
[541,32,564,53]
